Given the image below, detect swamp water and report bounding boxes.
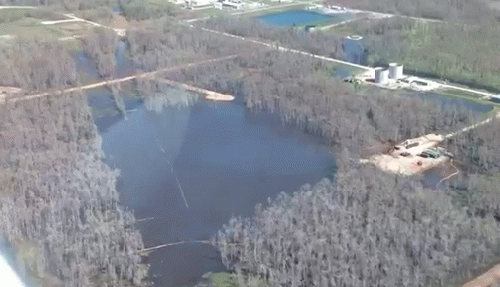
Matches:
[88,89,336,286]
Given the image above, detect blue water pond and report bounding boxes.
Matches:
[259,10,345,27]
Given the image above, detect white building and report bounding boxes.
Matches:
[186,0,215,7]
[221,0,245,9]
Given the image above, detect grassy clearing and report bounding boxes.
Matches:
[0,8,65,23]
[432,90,494,107]
[0,10,77,40]
[0,22,67,39]
[437,87,494,101]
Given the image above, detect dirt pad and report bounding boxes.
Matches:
[366,134,450,175]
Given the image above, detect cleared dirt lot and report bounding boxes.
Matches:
[364,134,451,175]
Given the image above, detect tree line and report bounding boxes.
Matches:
[172,49,473,157]
[446,117,500,175]
[0,36,148,286]
[203,16,346,60]
[0,92,148,287]
[83,27,118,78]
[0,38,77,91]
[214,164,500,286]
[125,19,260,73]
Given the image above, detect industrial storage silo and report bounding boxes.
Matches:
[388,63,403,79]
[342,35,368,65]
[375,67,389,84]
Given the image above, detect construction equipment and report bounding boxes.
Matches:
[420,148,442,159]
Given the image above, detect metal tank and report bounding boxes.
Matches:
[388,63,403,79]
[375,67,389,84]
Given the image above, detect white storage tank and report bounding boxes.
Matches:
[375,67,389,84]
[388,63,403,79]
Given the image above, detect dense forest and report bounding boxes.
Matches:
[448,117,500,175]
[125,20,259,72]
[0,92,148,286]
[83,27,118,78]
[215,164,500,286]
[203,17,346,61]
[0,39,77,91]
[0,38,147,286]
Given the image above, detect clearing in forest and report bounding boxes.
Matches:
[364,134,451,175]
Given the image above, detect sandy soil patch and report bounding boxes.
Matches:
[366,134,451,175]
[463,263,500,287]
[205,92,235,101]
[0,86,23,103]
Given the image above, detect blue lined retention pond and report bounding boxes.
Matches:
[258,10,350,27]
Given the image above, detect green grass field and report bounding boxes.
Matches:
[0,8,80,40]
[0,20,69,39]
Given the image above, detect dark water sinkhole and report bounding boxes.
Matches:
[88,89,336,286]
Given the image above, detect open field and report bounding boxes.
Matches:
[0,8,110,42]
[0,7,73,39]
[0,18,70,39]
[0,8,65,22]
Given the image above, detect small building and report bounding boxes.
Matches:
[374,67,389,85]
[325,5,347,13]
[221,0,245,9]
[186,0,215,6]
